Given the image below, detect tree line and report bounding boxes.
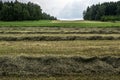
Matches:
[83,1,120,21]
[0,0,57,21]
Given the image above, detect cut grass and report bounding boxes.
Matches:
[0,20,120,27]
[0,34,119,41]
[0,75,120,80]
[0,40,119,56]
[0,26,119,78]
[0,56,119,77]
[0,27,119,34]
[0,33,119,37]
[0,27,119,41]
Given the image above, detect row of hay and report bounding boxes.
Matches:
[0,36,120,41]
[0,56,119,76]
[0,27,120,34]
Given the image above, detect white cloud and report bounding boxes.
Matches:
[3,0,120,20]
[58,0,120,20]
[31,0,69,17]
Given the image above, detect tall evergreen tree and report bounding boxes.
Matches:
[83,1,120,21]
[0,0,57,21]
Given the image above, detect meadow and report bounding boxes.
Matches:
[0,20,119,80]
[0,20,120,27]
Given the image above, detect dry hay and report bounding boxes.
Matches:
[0,56,119,76]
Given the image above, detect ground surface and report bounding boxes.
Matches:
[0,41,119,56]
[0,21,120,80]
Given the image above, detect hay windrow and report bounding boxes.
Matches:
[0,27,120,34]
[0,36,119,41]
[0,27,119,41]
[0,56,119,76]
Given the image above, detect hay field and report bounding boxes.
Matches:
[0,40,119,56]
[0,26,119,80]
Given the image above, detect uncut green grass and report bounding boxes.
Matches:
[0,20,120,27]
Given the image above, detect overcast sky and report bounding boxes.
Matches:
[5,0,120,20]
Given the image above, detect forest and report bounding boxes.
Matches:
[83,1,120,21]
[0,0,57,21]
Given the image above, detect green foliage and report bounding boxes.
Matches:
[101,16,120,22]
[0,0,57,21]
[83,1,120,21]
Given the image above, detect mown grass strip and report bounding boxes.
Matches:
[0,56,119,76]
[0,35,119,41]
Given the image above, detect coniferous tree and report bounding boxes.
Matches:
[0,0,57,21]
[83,1,120,21]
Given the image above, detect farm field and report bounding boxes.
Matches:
[0,21,120,80]
[0,27,119,41]
[0,0,120,79]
